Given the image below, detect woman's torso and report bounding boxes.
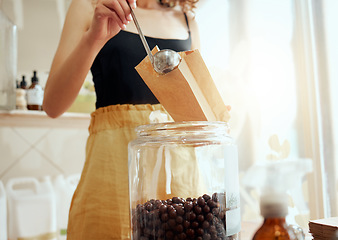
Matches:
[90,7,192,109]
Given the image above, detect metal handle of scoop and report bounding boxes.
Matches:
[129,5,154,64]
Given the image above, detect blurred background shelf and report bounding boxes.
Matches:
[0,110,90,128]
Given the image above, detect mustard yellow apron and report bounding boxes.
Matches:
[67,104,170,240]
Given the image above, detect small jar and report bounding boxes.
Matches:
[128,121,241,240]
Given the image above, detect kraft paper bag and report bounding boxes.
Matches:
[135,46,230,122]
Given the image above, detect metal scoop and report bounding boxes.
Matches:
[129,6,182,74]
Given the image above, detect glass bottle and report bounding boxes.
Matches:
[128,121,241,240]
[20,75,27,89]
[252,194,296,240]
[15,80,27,110]
[27,70,43,110]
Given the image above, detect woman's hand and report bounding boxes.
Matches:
[43,0,137,118]
[86,0,136,46]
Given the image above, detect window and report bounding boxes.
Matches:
[197,0,338,230]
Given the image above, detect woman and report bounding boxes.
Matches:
[43,0,199,239]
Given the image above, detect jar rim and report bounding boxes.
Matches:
[135,121,230,136]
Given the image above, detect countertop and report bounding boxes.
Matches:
[0,110,91,128]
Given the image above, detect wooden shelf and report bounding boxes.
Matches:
[0,110,91,128]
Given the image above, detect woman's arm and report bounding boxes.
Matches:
[43,0,135,118]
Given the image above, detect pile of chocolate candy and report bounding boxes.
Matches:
[131,193,232,240]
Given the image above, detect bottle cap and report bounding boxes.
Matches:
[20,76,27,88]
[31,70,39,83]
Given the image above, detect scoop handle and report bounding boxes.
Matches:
[129,5,154,64]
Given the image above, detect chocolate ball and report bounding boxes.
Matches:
[202,220,210,229]
[166,230,174,239]
[203,233,211,240]
[175,224,184,233]
[203,194,211,202]
[168,219,176,228]
[197,197,206,207]
[161,213,169,222]
[184,202,193,212]
[203,205,211,213]
[206,212,213,221]
[186,228,194,237]
[196,228,204,236]
[178,232,187,239]
[183,220,190,229]
[191,221,199,229]
[197,214,204,223]
[176,215,183,224]
[194,206,202,215]
[176,205,185,216]
[169,209,177,219]
[159,204,168,214]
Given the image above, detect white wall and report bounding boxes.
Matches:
[1,0,68,87]
[0,125,87,185]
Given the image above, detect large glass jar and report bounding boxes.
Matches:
[128,121,240,240]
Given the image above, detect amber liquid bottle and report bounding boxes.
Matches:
[27,70,43,111]
[252,195,296,240]
[253,217,293,240]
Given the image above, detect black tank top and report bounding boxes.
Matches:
[91,14,192,109]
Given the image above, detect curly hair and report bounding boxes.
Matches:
[157,0,199,13]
